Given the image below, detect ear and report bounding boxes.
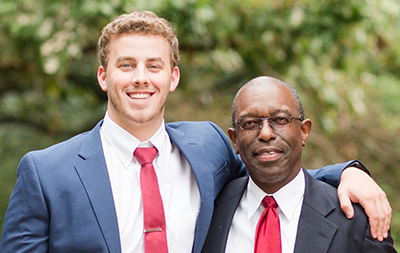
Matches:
[300,119,312,147]
[169,66,180,92]
[227,127,239,154]
[97,66,108,91]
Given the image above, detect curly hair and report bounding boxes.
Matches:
[97,11,179,70]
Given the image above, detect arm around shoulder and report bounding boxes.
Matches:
[307,160,364,187]
[309,159,392,241]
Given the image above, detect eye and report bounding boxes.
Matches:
[271,115,290,125]
[120,63,132,68]
[241,118,260,130]
[148,64,162,71]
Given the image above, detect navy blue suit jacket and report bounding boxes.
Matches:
[201,169,396,253]
[0,121,356,253]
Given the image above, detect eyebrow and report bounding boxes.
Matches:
[238,109,293,119]
[115,56,135,63]
[115,56,165,65]
[147,57,165,67]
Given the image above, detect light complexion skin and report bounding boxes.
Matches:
[97,33,180,141]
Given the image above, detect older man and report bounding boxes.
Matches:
[202,76,396,253]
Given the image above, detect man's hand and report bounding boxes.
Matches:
[338,167,391,241]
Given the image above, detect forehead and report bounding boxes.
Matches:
[235,83,297,117]
[109,33,170,56]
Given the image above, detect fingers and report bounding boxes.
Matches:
[362,189,391,241]
[364,199,380,240]
[376,192,391,241]
[339,167,392,241]
[337,186,354,219]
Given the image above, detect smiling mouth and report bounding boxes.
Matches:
[259,151,279,155]
[128,93,152,99]
[255,148,283,162]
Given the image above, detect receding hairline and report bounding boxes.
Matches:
[231,76,304,126]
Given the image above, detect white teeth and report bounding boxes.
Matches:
[262,151,277,155]
[129,93,150,99]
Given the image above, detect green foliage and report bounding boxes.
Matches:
[1,0,400,248]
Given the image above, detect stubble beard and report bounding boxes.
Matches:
[107,85,168,126]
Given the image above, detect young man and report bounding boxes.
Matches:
[0,12,391,253]
[202,76,396,252]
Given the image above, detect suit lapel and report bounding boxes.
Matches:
[201,177,248,253]
[294,169,337,253]
[74,121,121,253]
[166,124,214,253]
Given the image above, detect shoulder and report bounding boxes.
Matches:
[26,131,88,159]
[166,120,230,146]
[166,121,223,133]
[305,170,369,227]
[21,121,101,167]
[303,171,396,251]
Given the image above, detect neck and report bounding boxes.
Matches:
[253,166,302,194]
[127,122,162,141]
[107,114,163,142]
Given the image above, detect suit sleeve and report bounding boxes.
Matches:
[0,153,50,253]
[306,160,369,188]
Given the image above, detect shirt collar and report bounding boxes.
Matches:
[144,119,172,169]
[100,112,171,168]
[246,169,305,221]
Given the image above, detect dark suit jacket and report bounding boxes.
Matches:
[202,168,396,253]
[0,120,360,253]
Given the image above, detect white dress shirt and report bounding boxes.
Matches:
[226,169,305,253]
[100,113,201,253]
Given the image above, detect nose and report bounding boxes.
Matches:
[132,65,149,85]
[258,120,276,142]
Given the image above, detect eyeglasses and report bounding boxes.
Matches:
[233,113,303,131]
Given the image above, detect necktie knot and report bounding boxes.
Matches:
[262,196,278,209]
[134,147,158,165]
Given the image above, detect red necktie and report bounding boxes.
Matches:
[134,147,168,253]
[254,196,281,253]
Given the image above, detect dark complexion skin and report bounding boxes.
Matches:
[228,81,312,194]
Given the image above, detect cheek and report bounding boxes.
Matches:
[114,72,131,83]
[237,135,254,154]
[277,128,301,146]
[151,75,171,91]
